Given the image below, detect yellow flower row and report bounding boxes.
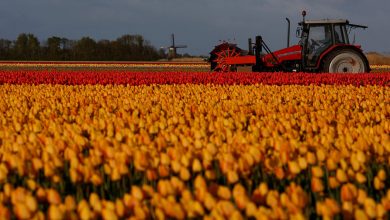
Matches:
[370,65,390,69]
[0,84,389,219]
[0,62,209,68]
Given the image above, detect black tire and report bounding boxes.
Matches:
[322,49,369,73]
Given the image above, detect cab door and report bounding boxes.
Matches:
[333,24,349,44]
[305,24,333,67]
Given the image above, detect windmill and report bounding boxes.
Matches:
[161,34,187,60]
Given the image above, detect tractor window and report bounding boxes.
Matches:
[306,24,333,66]
[342,25,350,44]
[334,25,345,44]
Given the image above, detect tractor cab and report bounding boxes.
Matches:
[297,19,367,69]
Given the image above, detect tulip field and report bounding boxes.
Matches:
[0,63,390,219]
[0,61,210,72]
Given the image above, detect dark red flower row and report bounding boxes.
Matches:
[0,70,389,86]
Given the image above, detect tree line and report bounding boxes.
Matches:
[0,33,166,61]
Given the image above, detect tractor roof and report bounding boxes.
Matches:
[300,19,368,28]
[303,19,349,25]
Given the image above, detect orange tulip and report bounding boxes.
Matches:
[46,189,61,205]
[341,184,357,202]
[311,177,324,193]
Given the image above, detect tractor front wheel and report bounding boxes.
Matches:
[322,49,369,73]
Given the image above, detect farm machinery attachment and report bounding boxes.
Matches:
[209,11,370,73]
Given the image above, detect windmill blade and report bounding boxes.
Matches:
[160,46,172,50]
[175,45,187,48]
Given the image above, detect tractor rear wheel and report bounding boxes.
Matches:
[322,49,369,73]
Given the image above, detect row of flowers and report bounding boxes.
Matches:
[0,61,389,68]
[370,65,390,69]
[0,84,389,219]
[0,70,389,86]
[0,62,209,69]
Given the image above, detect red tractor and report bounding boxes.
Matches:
[210,11,370,73]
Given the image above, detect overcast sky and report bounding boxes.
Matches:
[0,0,389,55]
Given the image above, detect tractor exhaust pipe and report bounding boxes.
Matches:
[248,38,253,55]
[286,18,290,48]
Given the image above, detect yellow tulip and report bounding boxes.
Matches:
[316,149,326,163]
[46,189,61,205]
[35,188,46,203]
[311,166,324,178]
[324,198,340,216]
[64,196,76,211]
[204,193,216,211]
[227,170,239,184]
[336,169,348,183]
[363,198,377,219]
[217,186,231,200]
[354,209,369,220]
[306,152,317,165]
[265,191,279,208]
[355,172,367,184]
[357,189,367,205]
[245,202,257,217]
[328,177,340,189]
[0,205,10,219]
[98,208,115,220]
[13,202,31,220]
[216,200,236,218]
[376,203,386,219]
[48,205,64,220]
[374,177,384,190]
[25,195,37,213]
[179,167,191,181]
[377,169,386,181]
[288,161,301,175]
[192,159,202,173]
[326,158,337,171]
[297,157,308,170]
